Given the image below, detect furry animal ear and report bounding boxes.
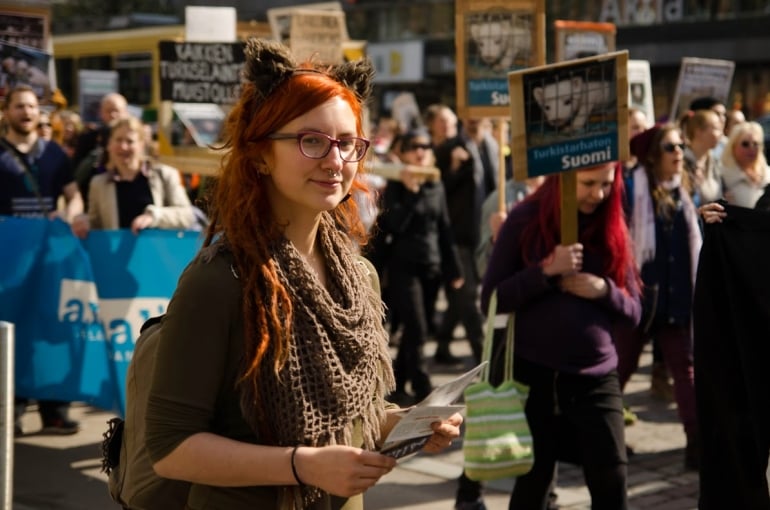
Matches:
[242,38,297,103]
[328,59,375,103]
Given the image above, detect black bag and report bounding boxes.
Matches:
[101,316,191,509]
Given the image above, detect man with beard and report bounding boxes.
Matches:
[1,85,84,435]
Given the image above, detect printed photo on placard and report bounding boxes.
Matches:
[508,51,628,179]
[466,11,533,78]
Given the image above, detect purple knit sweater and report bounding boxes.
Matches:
[481,201,642,376]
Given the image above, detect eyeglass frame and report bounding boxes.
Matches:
[267,130,370,162]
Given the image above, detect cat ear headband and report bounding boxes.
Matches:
[242,38,374,111]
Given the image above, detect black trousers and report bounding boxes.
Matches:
[509,358,628,510]
[387,264,441,395]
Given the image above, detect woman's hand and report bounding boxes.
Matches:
[421,412,463,454]
[70,214,90,239]
[450,277,465,289]
[560,272,608,299]
[541,243,583,276]
[131,212,154,234]
[293,445,396,498]
[699,201,726,224]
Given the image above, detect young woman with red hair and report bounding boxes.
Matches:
[481,162,641,510]
[142,39,461,510]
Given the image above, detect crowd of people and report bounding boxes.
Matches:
[3,37,770,508]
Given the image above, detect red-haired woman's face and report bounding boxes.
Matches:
[576,164,615,214]
[264,96,360,220]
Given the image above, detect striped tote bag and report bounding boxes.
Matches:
[462,291,534,481]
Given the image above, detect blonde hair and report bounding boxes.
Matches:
[721,121,767,184]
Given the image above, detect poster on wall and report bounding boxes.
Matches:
[669,57,735,122]
[455,0,545,118]
[553,20,615,62]
[627,59,654,124]
[507,51,629,180]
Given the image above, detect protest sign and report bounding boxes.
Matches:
[78,69,118,123]
[0,39,51,102]
[508,51,629,243]
[455,0,545,118]
[0,8,47,50]
[669,57,735,122]
[553,20,615,62]
[628,59,654,123]
[267,1,344,44]
[289,9,346,64]
[158,40,245,104]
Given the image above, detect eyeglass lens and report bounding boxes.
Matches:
[300,133,367,162]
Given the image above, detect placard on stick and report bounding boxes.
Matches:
[669,57,734,122]
[553,20,615,63]
[508,51,629,243]
[455,0,545,119]
[289,9,346,64]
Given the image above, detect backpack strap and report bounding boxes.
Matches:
[0,137,48,214]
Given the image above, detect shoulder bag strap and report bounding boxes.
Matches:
[482,289,516,383]
[0,137,48,214]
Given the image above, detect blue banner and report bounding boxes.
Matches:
[0,217,201,416]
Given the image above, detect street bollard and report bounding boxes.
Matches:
[0,321,14,510]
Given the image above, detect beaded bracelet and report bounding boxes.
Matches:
[291,445,306,487]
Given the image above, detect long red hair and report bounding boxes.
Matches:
[518,163,640,292]
[203,67,373,405]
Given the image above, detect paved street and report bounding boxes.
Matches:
[9,339,711,510]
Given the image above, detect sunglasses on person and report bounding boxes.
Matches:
[740,140,760,149]
[403,142,432,152]
[38,122,52,128]
[661,142,685,153]
[268,131,370,162]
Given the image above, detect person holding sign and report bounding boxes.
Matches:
[481,162,641,509]
[142,39,461,510]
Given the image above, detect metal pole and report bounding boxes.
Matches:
[0,321,14,510]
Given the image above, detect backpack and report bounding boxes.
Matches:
[101,315,191,509]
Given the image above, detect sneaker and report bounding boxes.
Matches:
[41,418,80,435]
[455,499,487,510]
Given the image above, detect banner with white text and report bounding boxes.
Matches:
[0,217,200,416]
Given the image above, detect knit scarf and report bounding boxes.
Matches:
[631,167,702,286]
[242,213,394,509]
